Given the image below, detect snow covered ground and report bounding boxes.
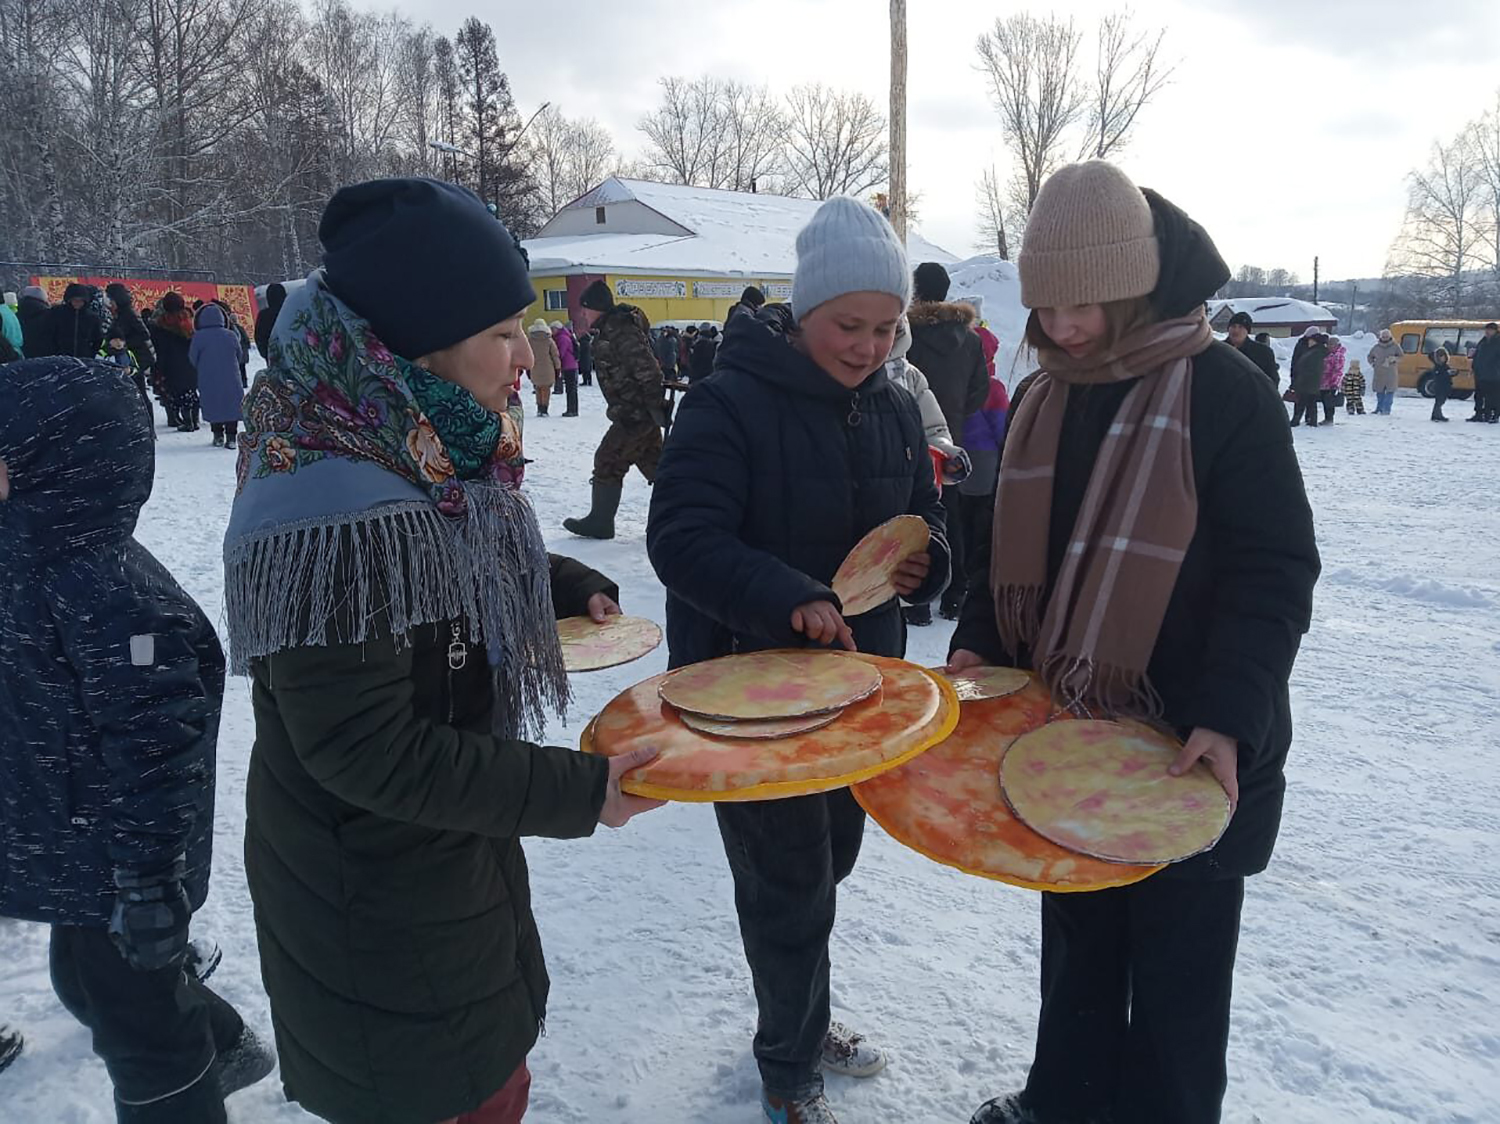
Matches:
[3,373,1499,1124]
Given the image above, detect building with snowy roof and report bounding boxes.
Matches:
[519,177,957,329]
[1207,297,1339,338]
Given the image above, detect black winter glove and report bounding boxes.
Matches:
[108,860,191,972]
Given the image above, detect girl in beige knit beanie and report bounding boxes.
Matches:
[951,161,1321,1124]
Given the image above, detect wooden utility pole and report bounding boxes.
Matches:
[1312,256,1320,304]
[889,0,908,241]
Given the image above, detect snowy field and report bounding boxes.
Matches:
[3,369,1499,1124]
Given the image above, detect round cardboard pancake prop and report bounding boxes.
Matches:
[657,650,882,721]
[679,710,842,740]
[941,665,1032,703]
[585,653,959,802]
[1000,720,1231,866]
[831,515,931,617]
[557,614,663,672]
[854,678,1162,892]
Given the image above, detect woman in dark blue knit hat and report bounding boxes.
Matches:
[223,178,661,1124]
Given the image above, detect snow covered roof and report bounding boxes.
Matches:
[524,177,957,279]
[1208,297,1339,326]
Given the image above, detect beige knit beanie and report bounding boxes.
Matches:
[1018,161,1160,309]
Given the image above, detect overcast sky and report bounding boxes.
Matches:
[382,0,1497,283]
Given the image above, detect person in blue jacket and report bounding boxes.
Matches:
[647,197,950,1124]
[0,357,273,1122]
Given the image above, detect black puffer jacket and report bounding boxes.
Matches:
[0,358,223,924]
[17,292,50,355]
[149,317,197,396]
[906,299,991,435]
[1472,332,1500,387]
[41,283,105,359]
[1234,336,1279,384]
[952,190,1320,880]
[105,284,156,371]
[247,553,615,1124]
[648,311,950,667]
[255,283,287,360]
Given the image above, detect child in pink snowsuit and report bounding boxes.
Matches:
[1321,336,1347,424]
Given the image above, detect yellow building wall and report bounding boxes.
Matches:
[521,273,792,329]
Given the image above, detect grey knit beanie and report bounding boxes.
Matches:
[792,197,911,320]
[1018,161,1160,310]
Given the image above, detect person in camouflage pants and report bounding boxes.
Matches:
[564,280,666,539]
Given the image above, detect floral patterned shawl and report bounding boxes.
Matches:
[222,272,566,739]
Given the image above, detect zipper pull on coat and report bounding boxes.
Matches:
[847,390,862,428]
[447,622,468,670]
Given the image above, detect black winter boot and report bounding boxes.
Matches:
[0,1024,21,1073]
[904,603,933,627]
[563,480,624,540]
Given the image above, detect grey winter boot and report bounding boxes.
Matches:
[563,480,624,540]
[215,1025,276,1099]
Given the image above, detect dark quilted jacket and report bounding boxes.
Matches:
[0,358,224,924]
[592,303,664,425]
[647,311,950,667]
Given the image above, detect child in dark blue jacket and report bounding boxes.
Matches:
[647,198,949,1124]
[0,358,272,1121]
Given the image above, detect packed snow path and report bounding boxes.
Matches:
[2,382,1497,1123]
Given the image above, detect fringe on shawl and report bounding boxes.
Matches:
[223,484,569,741]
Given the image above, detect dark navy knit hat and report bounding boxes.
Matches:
[320,178,535,360]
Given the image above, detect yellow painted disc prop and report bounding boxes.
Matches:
[657,650,882,721]
[584,652,959,802]
[557,614,663,672]
[854,677,1162,892]
[941,665,1032,703]
[831,515,931,617]
[1000,720,1232,866]
[679,710,842,740]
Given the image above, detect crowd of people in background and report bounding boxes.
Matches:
[1,282,252,449]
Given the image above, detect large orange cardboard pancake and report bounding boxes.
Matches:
[584,652,959,802]
[831,515,931,617]
[1000,720,1231,866]
[940,665,1032,703]
[679,710,842,739]
[853,676,1163,892]
[557,614,662,672]
[657,650,882,721]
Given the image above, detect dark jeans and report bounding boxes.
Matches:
[938,485,965,612]
[715,788,866,1099]
[1290,393,1319,427]
[50,924,243,1123]
[1023,876,1245,1124]
[956,491,994,607]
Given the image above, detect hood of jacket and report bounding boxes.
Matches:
[196,303,227,330]
[0,358,153,569]
[62,282,94,305]
[105,283,135,312]
[1141,188,1231,320]
[716,308,895,404]
[907,300,976,356]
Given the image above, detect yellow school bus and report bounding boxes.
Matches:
[1390,320,1493,398]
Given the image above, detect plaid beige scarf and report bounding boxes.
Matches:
[991,312,1213,718]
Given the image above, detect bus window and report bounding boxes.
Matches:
[1423,328,1459,355]
[1401,333,1421,353]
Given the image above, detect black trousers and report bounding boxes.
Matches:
[50,925,242,1122]
[579,363,592,386]
[209,422,239,441]
[561,369,579,414]
[1290,393,1319,427]
[1320,388,1337,421]
[1023,877,1245,1124]
[956,491,994,605]
[938,484,965,612]
[1432,387,1450,420]
[715,788,866,1099]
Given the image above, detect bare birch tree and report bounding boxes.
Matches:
[974,165,1011,260]
[888,0,907,239]
[975,14,1086,215]
[782,83,888,200]
[1078,9,1172,160]
[1386,135,1495,315]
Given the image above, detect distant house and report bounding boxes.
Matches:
[520,177,957,328]
[1208,298,1339,338]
